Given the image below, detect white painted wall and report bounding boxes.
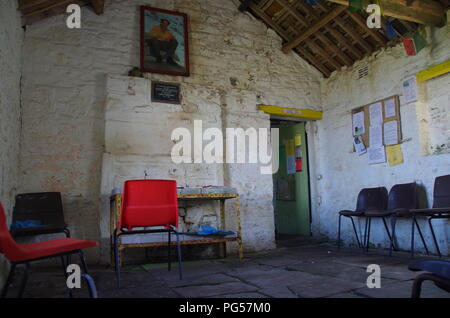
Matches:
[0,0,23,287]
[311,26,450,255]
[19,0,322,263]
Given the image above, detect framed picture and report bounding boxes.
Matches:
[140,6,190,76]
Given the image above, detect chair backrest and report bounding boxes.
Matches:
[120,180,178,230]
[355,187,388,212]
[0,203,20,260]
[433,174,450,208]
[387,182,418,210]
[13,192,65,227]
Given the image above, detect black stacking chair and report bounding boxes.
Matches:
[385,183,429,257]
[410,175,450,257]
[11,192,70,238]
[337,187,388,250]
[409,260,450,298]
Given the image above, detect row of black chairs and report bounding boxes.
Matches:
[337,174,450,258]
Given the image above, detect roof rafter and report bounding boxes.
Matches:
[324,0,446,26]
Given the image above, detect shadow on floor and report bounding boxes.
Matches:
[4,241,450,298]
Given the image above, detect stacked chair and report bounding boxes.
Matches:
[337,175,450,258]
[0,202,98,298]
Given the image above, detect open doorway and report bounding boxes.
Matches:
[271,118,312,247]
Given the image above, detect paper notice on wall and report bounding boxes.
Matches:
[386,144,404,166]
[295,134,302,146]
[287,156,296,175]
[369,125,383,147]
[384,98,396,118]
[352,111,365,136]
[369,102,383,125]
[403,76,418,103]
[368,146,386,165]
[383,120,399,145]
[353,135,367,155]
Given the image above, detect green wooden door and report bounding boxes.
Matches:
[273,122,311,236]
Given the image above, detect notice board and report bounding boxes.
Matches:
[351,95,402,148]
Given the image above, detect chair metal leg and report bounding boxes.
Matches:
[168,230,172,271]
[1,263,17,298]
[113,230,121,288]
[411,215,416,259]
[60,255,73,298]
[410,273,448,298]
[414,218,430,256]
[173,229,183,280]
[382,217,396,251]
[337,214,342,250]
[81,274,98,298]
[349,216,362,248]
[428,217,442,258]
[17,262,30,298]
[389,215,397,256]
[365,218,372,252]
[78,250,98,298]
[78,250,89,274]
[63,228,71,238]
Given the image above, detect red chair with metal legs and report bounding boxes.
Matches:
[0,202,98,298]
[112,179,183,288]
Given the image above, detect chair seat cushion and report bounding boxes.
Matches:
[409,260,450,280]
[339,210,363,216]
[9,238,98,262]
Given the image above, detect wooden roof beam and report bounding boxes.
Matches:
[346,11,388,47]
[247,1,330,76]
[324,0,446,27]
[282,5,348,53]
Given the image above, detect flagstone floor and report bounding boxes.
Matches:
[5,240,450,298]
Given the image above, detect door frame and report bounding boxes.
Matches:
[270,116,313,237]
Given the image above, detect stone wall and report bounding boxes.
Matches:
[19,0,322,263]
[0,0,23,286]
[312,26,450,255]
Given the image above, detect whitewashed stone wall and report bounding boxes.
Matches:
[19,0,322,263]
[312,27,450,255]
[0,0,23,287]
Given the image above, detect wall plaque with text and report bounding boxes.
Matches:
[151,81,181,104]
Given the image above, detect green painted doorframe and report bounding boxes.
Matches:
[272,121,311,236]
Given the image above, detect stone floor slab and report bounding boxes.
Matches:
[174,281,258,298]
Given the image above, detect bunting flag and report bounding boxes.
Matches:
[402,27,428,56]
[385,19,397,40]
[349,0,366,12]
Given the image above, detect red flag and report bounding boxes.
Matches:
[402,38,416,56]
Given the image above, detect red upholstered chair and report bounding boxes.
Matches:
[112,180,182,288]
[0,202,98,298]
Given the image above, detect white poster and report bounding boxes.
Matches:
[403,76,418,104]
[368,146,386,165]
[352,111,365,136]
[353,135,367,155]
[383,120,399,145]
[369,102,383,125]
[384,98,396,118]
[369,125,383,147]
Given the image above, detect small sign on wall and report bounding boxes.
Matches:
[151,81,181,104]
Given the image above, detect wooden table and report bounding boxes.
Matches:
[110,193,243,266]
